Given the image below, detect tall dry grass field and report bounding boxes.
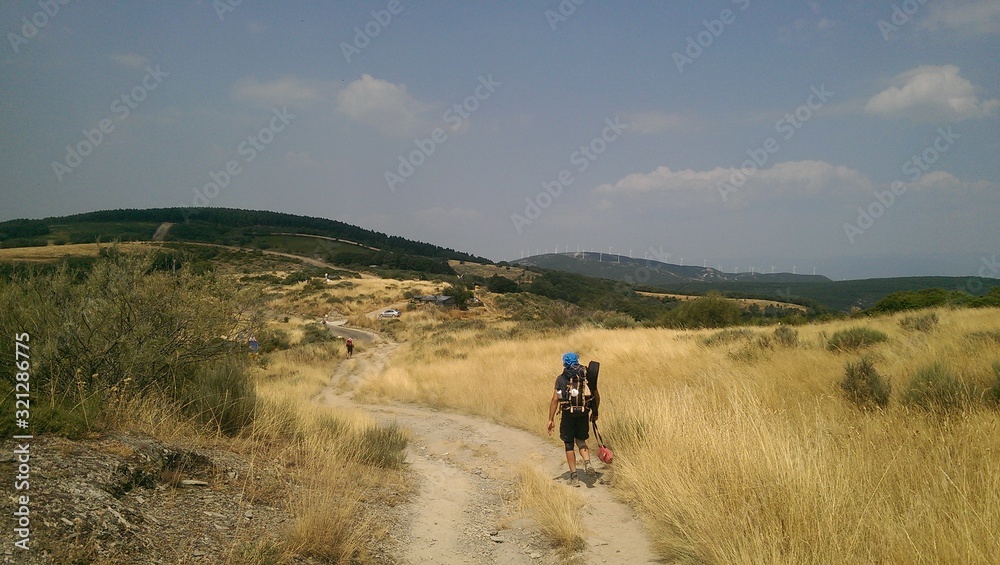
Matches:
[359,307,1000,563]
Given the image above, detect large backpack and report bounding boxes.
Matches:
[559,364,592,415]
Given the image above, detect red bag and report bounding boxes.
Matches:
[593,421,614,464]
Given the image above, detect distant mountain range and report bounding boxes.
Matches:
[515,252,830,285]
[514,252,1000,312]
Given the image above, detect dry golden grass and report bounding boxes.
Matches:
[0,241,155,261]
[515,463,586,551]
[266,276,442,320]
[637,290,809,312]
[358,307,1000,563]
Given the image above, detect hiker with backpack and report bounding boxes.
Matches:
[547,352,600,487]
[345,337,354,358]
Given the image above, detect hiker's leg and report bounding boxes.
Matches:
[560,418,578,473]
[576,439,590,463]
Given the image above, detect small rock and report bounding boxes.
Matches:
[530,551,541,559]
[490,535,503,543]
[181,480,209,487]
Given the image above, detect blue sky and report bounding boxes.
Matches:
[1,0,998,279]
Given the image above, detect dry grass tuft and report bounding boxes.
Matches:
[515,464,586,551]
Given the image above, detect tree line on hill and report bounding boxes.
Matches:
[0,208,488,264]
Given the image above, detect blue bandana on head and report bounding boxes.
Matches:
[562,352,579,366]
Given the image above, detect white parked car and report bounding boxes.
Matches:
[378,309,401,319]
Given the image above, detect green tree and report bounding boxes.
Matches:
[443,283,473,310]
[666,292,742,328]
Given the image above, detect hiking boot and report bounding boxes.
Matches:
[583,460,596,477]
[567,472,580,487]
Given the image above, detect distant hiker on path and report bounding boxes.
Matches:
[547,352,600,487]
[345,337,354,358]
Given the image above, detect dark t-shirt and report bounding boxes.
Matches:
[554,364,597,415]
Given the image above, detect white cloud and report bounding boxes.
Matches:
[111,53,147,69]
[621,111,696,134]
[594,161,1000,217]
[336,75,431,137]
[864,65,999,122]
[920,0,1000,36]
[232,76,322,106]
[595,160,872,207]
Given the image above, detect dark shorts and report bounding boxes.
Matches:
[559,412,590,446]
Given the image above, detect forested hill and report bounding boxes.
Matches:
[0,207,488,264]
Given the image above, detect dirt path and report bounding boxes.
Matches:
[317,333,661,564]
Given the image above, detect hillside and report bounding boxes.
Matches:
[0,208,488,270]
[516,252,1000,312]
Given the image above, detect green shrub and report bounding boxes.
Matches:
[773,325,798,346]
[902,363,964,411]
[0,249,263,436]
[840,357,891,409]
[868,288,974,313]
[486,274,520,294]
[826,327,889,352]
[590,311,636,329]
[668,293,742,329]
[899,312,938,332]
[182,359,256,436]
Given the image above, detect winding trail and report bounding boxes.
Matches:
[317,326,661,564]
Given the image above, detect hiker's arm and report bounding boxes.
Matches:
[547,391,559,434]
[591,390,600,422]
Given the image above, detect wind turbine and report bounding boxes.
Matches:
[812,267,816,275]
[703,259,707,268]
[771,265,775,274]
[680,257,684,266]
[792,265,797,275]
